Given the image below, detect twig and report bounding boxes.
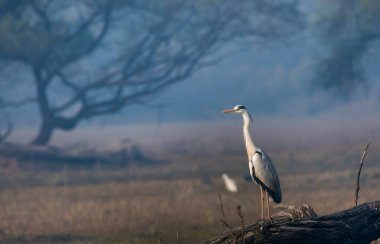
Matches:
[218,193,236,240]
[354,143,371,206]
[236,204,245,244]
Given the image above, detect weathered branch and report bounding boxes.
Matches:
[205,201,380,244]
[218,193,236,239]
[236,204,245,244]
[354,143,371,206]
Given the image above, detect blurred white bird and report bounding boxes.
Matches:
[221,174,238,193]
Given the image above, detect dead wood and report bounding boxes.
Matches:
[0,143,113,165]
[205,200,380,244]
[354,143,371,206]
[0,142,158,167]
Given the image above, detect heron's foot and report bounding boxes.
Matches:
[258,217,273,224]
[258,217,271,224]
[265,217,273,223]
[258,217,273,231]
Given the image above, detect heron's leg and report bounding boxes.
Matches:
[266,191,270,218]
[260,186,264,219]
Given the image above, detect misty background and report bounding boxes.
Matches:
[0,0,379,151]
[1,1,380,243]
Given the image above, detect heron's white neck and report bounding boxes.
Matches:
[242,111,256,160]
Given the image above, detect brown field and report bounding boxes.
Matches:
[2,120,380,243]
[0,142,379,243]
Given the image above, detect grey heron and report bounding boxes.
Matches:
[223,105,281,219]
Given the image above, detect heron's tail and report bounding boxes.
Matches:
[272,190,282,203]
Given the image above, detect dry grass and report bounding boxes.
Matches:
[0,143,378,243]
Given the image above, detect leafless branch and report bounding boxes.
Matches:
[354,143,371,206]
[0,117,12,143]
[218,193,236,240]
[236,204,245,244]
[55,3,113,70]
[29,0,52,32]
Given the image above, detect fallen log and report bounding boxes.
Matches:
[0,142,161,168]
[0,143,114,166]
[205,200,380,244]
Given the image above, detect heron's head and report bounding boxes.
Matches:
[222,105,247,114]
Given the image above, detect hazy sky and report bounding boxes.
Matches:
[112,38,380,125]
[2,0,380,133]
[6,34,380,129]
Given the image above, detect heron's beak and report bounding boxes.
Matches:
[222,109,235,114]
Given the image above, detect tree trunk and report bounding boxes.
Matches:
[205,201,380,244]
[31,67,55,146]
[31,120,54,145]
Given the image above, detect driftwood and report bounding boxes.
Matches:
[205,200,380,244]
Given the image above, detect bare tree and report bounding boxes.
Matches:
[0,0,304,145]
[313,0,380,95]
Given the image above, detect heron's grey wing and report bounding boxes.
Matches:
[251,148,282,203]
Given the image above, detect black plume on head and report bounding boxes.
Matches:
[236,105,246,110]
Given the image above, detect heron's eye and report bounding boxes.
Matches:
[236,105,246,110]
